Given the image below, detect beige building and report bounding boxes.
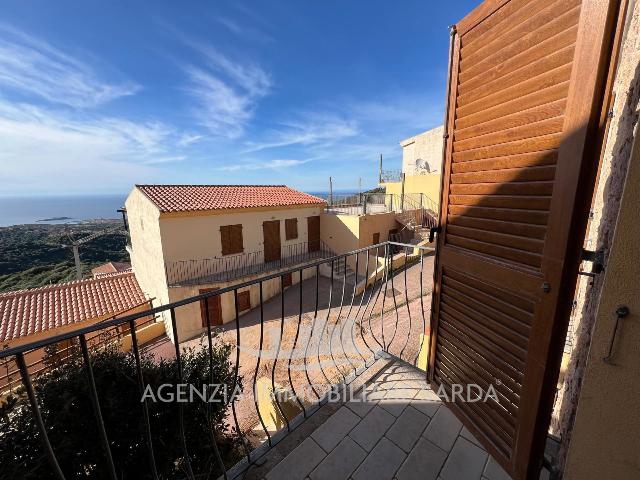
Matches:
[400,125,444,175]
[382,126,444,209]
[125,185,327,341]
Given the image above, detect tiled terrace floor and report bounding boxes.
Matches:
[244,359,551,480]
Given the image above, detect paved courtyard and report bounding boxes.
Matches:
[244,359,551,480]
[145,254,435,433]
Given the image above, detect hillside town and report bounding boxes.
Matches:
[1,1,640,480]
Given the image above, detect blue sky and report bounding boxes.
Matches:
[0,0,480,196]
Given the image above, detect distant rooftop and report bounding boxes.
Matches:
[91,261,132,278]
[0,272,147,343]
[136,184,326,213]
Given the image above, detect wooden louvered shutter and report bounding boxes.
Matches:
[427,0,622,478]
[307,216,320,252]
[285,218,298,240]
[221,224,243,255]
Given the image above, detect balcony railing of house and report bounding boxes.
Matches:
[0,242,433,480]
[379,169,402,183]
[324,192,438,222]
[165,240,335,287]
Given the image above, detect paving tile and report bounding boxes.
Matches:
[386,406,431,453]
[483,456,512,480]
[461,427,486,451]
[310,436,367,480]
[440,436,489,480]
[367,380,399,400]
[352,437,406,480]
[311,406,360,452]
[266,438,326,480]
[380,383,418,417]
[346,385,378,417]
[422,405,462,452]
[396,437,448,480]
[349,405,396,451]
[411,388,441,418]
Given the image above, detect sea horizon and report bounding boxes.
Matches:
[0,189,370,227]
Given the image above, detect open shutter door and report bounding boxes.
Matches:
[428,0,622,478]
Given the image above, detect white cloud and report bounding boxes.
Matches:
[243,113,359,152]
[217,159,310,171]
[0,23,140,108]
[0,99,188,194]
[182,44,271,138]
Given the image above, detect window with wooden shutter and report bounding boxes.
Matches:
[220,224,243,256]
[237,291,251,312]
[372,232,380,245]
[285,218,298,240]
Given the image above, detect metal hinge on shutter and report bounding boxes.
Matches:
[578,248,605,277]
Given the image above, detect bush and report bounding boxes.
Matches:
[0,340,245,479]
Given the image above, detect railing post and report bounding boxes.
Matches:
[400,172,405,213]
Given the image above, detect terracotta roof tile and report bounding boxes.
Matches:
[136,184,326,213]
[91,261,132,278]
[0,272,147,344]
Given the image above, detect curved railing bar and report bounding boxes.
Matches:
[129,319,161,480]
[353,248,376,360]
[170,308,196,479]
[345,252,367,370]
[271,277,291,433]
[317,260,335,390]
[330,257,350,382]
[399,246,413,361]
[387,246,401,350]
[417,250,427,369]
[365,245,385,350]
[230,291,251,459]
[287,269,307,416]
[253,282,272,447]
[16,353,66,480]
[303,265,322,400]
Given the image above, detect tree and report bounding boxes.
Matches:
[0,339,245,479]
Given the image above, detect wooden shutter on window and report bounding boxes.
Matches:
[428,0,622,478]
[221,224,243,256]
[285,218,298,240]
[237,291,251,312]
[307,216,320,252]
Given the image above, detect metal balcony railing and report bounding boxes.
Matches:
[324,192,438,223]
[379,169,402,183]
[164,240,334,287]
[0,242,433,480]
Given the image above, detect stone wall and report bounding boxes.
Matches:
[553,0,640,469]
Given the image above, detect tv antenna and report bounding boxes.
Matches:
[62,225,127,280]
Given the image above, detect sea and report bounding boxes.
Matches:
[0,190,361,227]
[0,195,126,227]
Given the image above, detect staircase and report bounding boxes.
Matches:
[319,256,359,285]
[394,207,438,244]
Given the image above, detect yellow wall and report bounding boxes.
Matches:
[126,188,172,335]
[321,211,399,277]
[168,268,317,341]
[563,132,640,479]
[158,205,323,262]
[384,173,441,209]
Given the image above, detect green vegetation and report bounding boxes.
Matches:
[0,221,129,292]
[0,342,245,479]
